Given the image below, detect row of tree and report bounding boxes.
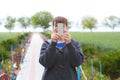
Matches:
[81,16,120,31]
[0,11,120,32]
[0,11,53,32]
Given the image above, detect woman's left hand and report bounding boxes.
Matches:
[62,29,71,44]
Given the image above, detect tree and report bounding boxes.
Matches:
[81,16,97,32]
[31,11,53,32]
[4,16,16,32]
[17,17,30,32]
[103,16,120,30]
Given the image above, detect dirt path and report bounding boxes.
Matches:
[16,33,44,80]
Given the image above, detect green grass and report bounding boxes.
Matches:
[70,32,120,80]
[71,32,120,49]
[0,32,20,43]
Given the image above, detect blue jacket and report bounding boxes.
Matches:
[39,39,84,80]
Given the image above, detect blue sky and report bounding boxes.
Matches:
[0,0,120,32]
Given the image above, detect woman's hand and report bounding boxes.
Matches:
[51,27,62,42]
[63,29,71,44]
[51,33,61,42]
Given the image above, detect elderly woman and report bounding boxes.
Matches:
[39,16,84,80]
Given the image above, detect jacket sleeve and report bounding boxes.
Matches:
[39,41,57,68]
[67,40,84,67]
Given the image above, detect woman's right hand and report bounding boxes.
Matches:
[51,33,61,42]
[51,28,61,42]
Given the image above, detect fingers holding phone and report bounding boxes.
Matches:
[52,22,70,43]
[51,33,60,42]
[63,33,71,44]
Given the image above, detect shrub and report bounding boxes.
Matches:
[100,51,120,79]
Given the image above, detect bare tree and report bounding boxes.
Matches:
[103,16,120,31]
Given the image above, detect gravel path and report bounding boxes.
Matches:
[16,33,44,80]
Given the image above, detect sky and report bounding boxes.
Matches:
[0,0,120,32]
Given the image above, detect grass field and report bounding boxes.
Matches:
[1,32,119,49]
[0,32,20,43]
[71,32,120,49]
[70,32,120,79]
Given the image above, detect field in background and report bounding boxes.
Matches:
[0,32,119,79]
[0,32,21,43]
[70,32,120,80]
[71,32,120,49]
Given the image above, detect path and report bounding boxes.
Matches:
[16,33,44,80]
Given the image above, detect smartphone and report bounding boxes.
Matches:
[57,23,64,34]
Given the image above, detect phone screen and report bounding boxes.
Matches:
[57,23,63,34]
